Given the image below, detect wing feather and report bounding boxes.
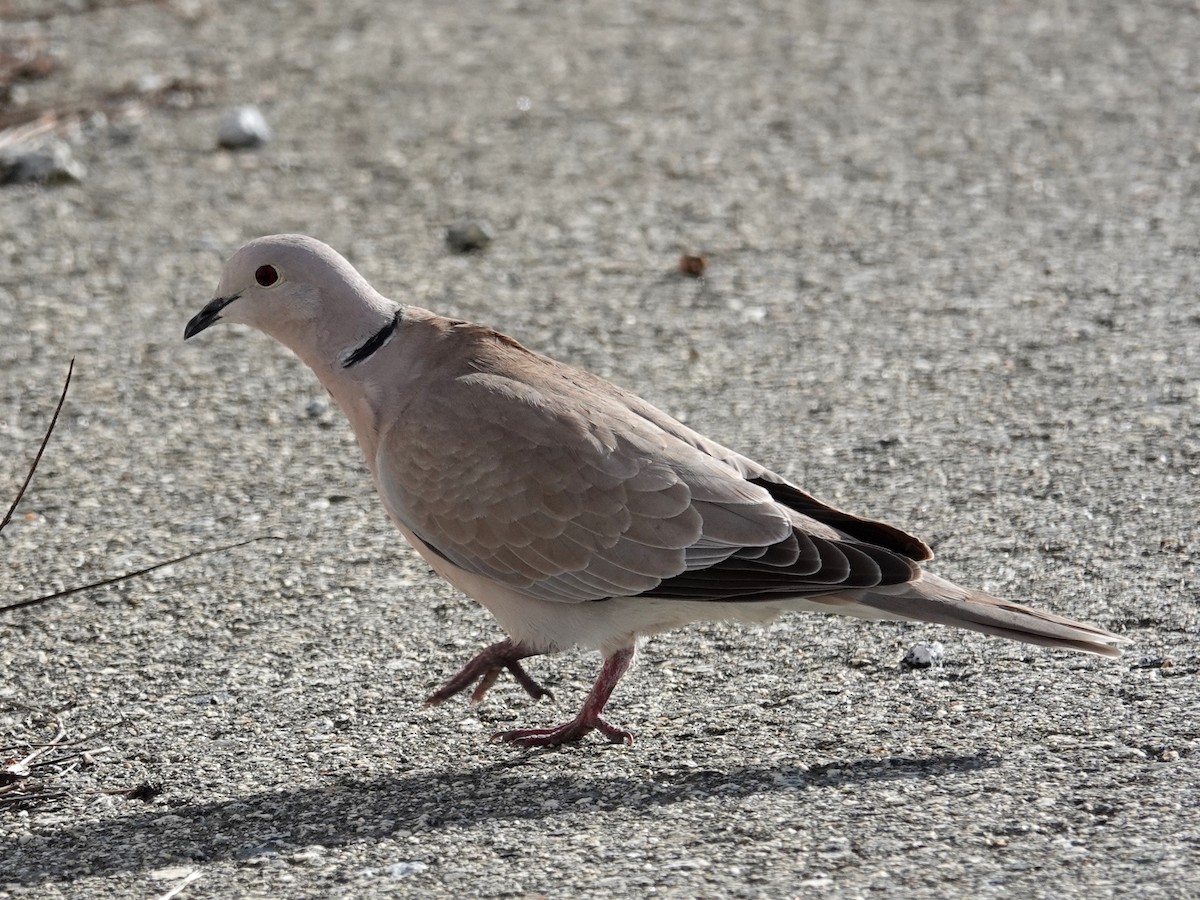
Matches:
[375,327,924,605]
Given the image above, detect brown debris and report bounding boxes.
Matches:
[678,254,708,278]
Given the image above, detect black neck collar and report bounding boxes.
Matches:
[342,309,402,368]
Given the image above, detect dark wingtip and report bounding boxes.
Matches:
[748,476,935,561]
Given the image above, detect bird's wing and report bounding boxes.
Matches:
[611,386,934,562]
[376,327,919,603]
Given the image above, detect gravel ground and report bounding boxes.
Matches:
[1,1,1197,897]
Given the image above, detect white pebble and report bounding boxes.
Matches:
[217,105,272,149]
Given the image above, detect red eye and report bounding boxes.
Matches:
[255,264,279,286]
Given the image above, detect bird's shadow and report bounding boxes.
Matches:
[2,748,993,883]
[6,751,996,884]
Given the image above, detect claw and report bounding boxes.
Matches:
[489,646,637,748]
[425,638,551,706]
[492,716,634,748]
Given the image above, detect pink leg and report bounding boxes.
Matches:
[492,646,636,748]
[425,638,553,706]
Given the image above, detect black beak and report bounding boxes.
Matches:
[184,294,239,340]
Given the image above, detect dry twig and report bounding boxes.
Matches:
[1,359,281,614]
[0,707,150,807]
[0,357,72,537]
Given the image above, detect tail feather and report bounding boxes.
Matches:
[851,572,1129,658]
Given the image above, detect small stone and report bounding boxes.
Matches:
[136,72,166,95]
[902,641,945,668]
[678,254,708,277]
[217,105,272,149]
[387,861,428,878]
[1,140,85,186]
[445,220,495,253]
[306,398,328,417]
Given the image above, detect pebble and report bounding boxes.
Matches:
[387,861,429,878]
[445,220,495,253]
[678,254,708,278]
[217,105,272,149]
[0,140,85,186]
[902,641,945,668]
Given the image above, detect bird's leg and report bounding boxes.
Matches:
[492,646,636,748]
[424,638,553,706]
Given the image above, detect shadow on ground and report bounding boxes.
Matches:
[7,752,995,882]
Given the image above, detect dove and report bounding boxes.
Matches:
[184,234,1129,747]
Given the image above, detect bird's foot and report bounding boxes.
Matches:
[490,646,637,748]
[424,638,552,706]
[491,715,634,748]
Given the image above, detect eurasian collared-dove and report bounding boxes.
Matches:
[184,234,1128,747]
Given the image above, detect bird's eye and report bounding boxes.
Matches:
[255,264,279,287]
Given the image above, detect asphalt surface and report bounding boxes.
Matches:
[1,1,1197,897]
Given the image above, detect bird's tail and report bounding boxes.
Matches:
[849,572,1129,657]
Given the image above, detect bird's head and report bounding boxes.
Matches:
[184,234,399,371]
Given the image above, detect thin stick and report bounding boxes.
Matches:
[0,786,69,804]
[1,357,73,536]
[0,535,283,615]
[1,714,66,778]
[29,745,113,769]
[0,715,136,755]
[155,870,204,900]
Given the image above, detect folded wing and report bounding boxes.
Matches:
[376,325,924,605]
